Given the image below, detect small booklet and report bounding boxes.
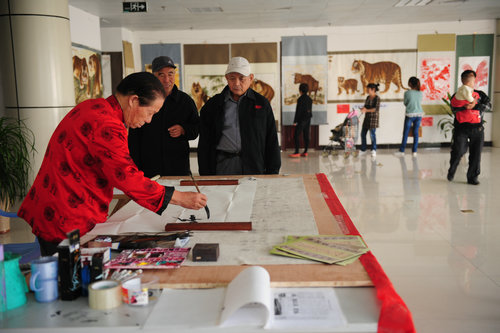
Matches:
[271,235,369,265]
[219,266,347,329]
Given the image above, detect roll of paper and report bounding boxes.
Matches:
[88,280,122,310]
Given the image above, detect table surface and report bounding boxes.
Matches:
[2,174,379,332]
[109,174,373,289]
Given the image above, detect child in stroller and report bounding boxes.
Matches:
[322,108,360,158]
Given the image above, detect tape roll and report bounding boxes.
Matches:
[88,280,122,310]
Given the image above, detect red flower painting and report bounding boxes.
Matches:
[459,56,489,92]
[419,58,452,102]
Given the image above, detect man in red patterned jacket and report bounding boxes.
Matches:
[18,72,207,255]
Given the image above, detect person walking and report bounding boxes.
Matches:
[447,70,491,185]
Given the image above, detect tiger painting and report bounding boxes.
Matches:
[72,56,89,91]
[351,60,407,94]
[88,54,102,98]
[337,77,359,95]
[250,79,274,102]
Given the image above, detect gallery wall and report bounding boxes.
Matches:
[67,5,496,147]
[134,20,496,146]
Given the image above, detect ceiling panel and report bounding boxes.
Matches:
[68,0,500,31]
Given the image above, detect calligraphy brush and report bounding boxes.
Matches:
[188,171,210,219]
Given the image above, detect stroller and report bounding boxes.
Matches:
[322,108,360,158]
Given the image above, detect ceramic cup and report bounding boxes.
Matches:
[30,256,58,303]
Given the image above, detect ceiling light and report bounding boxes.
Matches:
[187,7,223,13]
[394,0,433,6]
[395,0,411,6]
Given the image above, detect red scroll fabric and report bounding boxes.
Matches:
[316,173,416,333]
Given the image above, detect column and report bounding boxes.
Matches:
[0,0,75,175]
[493,19,500,147]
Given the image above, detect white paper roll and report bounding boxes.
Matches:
[88,280,122,310]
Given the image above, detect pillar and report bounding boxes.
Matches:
[0,0,75,176]
[493,19,500,147]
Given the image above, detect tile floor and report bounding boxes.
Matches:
[2,147,500,332]
[283,147,500,333]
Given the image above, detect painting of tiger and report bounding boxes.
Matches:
[250,79,274,102]
[191,82,209,111]
[294,73,321,101]
[351,60,407,94]
[337,77,359,95]
[72,55,89,92]
[88,54,102,98]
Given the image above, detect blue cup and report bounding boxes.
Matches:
[30,256,58,303]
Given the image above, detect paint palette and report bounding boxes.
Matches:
[105,248,190,269]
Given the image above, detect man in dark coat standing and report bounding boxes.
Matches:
[129,56,200,177]
[289,83,313,157]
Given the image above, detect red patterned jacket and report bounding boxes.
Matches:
[18,96,172,242]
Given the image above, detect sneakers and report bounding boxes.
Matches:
[358,150,367,156]
[371,150,376,157]
[301,152,308,157]
[393,151,404,157]
[412,152,418,157]
[288,153,300,158]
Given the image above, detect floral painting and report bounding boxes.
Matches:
[458,56,489,94]
[418,57,452,103]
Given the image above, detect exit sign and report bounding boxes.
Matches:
[123,2,147,13]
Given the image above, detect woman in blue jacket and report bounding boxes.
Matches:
[395,77,423,157]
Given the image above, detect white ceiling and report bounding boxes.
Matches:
[68,0,500,31]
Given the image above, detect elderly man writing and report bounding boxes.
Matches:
[197,57,281,175]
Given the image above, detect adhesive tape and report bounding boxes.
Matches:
[88,280,122,310]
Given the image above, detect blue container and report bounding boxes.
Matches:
[30,256,59,303]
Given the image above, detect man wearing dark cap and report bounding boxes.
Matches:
[129,56,200,176]
[197,56,281,175]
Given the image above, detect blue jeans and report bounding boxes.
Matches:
[399,116,422,153]
[361,128,376,152]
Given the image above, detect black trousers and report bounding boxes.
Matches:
[448,125,484,181]
[294,120,311,154]
[37,237,60,256]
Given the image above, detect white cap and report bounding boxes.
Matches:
[225,57,251,76]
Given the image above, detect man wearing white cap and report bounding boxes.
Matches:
[198,56,280,175]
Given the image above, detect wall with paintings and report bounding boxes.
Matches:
[132,19,495,147]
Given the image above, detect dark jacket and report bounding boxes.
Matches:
[197,86,281,176]
[451,89,490,129]
[293,94,313,124]
[128,85,199,177]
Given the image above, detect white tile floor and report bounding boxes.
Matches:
[283,147,500,333]
[2,147,500,332]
